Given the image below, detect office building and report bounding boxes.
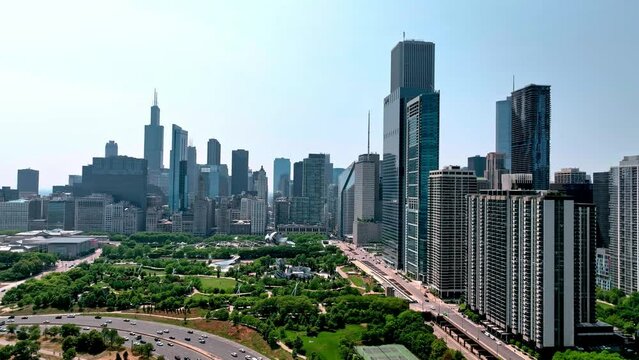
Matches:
[250,199,267,235]
[193,172,213,236]
[169,125,188,211]
[74,194,112,232]
[485,152,508,190]
[253,166,268,201]
[187,146,198,204]
[145,207,163,232]
[496,97,512,170]
[215,197,231,235]
[204,164,229,198]
[467,191,595,349]
[511,84,551,190]
[47,199,75,230]
[382,40,436,270]
[502,173,533,190]
[593,172,610,247]
[105,202,143,235]
[337,163,355,238]
[303,154,329,225]
[427,166,476,298]
[76,156,148,211]
[273,158,291,198]
[332,168,345,186]
[68,175,82,186]
[555,168,587,184]
[105,140,118,158]
[207,138,221,166]
[467,155,486,178]
[0,187,19,202]
[17,168,39,198]
[144,89,164,172]
[404,92,440,279]
[292,161,303,197]
[274,198,290,227]
[610,156,639,293]
[0,199,30,231]
[290,197,309,224]
[596,248,612,291]
[353,154,382,246]
[231,150,249,195]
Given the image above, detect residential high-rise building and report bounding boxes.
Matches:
[292,161,304,197]
[593,171,610,247]
[76,156,148,211]
[496,97,512,170]
[253,166,268,201]
[610,156,639,293]
[74,194,112,232]
[596,248,612,290]
[207,139,221,166]
[303,154,329,225]
[484,152,508,190]
[404,92,440,279]
[511,84,551,190]
[144,90,164,171]
[169,125,188,211]
[105,140,118,158]
[467,191,595,349]
[554,168,587,184]
[427,166,477,298]
[467,155,486,178]
[187,145,198,204]
[105,202,143,235]
[353,154,382,246]
[17,168,39,197]
[382,40,436,270]
[231,150,249,195]
[273,158,291,199]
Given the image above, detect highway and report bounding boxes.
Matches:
[7,314,267,360]
[336,242,530,360]
[0,249,102,301]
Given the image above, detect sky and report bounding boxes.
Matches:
[0,1,637,190]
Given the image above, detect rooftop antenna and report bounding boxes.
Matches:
[367,111,371,156]
[403,31,405,41]
[154,88,158,106]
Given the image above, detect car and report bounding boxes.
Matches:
[67,314,75,318]
[94,315,102,319]
[55,316,62,319]
[231,353,238,358]
[123,319,130,322]
[167,343,174,347]
[83,327,90,331]
[187,330,193,334]
[133,342,140,346]
[156,342,163,346]
[131,321,137,325]
[163,329,169,333]
[101,323,108,327]
[135,335,142,340]
[21,316,28,319]
[129,332,135,336]
[201,334,207,338]
[240,349,246,353]
[7,316,14,319]
[169,336,175,339]
[484,331,490,336]
[42,320,50,324]
[106,320,112,323]
[154,337,160,342]
[198,339,205,344]
[184,337,191,341]
[139,340,146,344]
[174,357,181,360]
[124,337,129,341]
[496,341,502,345]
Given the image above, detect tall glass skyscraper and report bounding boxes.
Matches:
[382,40,436,271]
[273,158,291,199]
[144,90,164,171]
[231,150,249,195]
[511,84,551,190]
[496,97,512,170]
[169,124,188,211]
[207,138,221,166]
[302,154,329,225]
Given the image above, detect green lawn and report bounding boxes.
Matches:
[197,277,237,292]
[287,325,366,360]
[348,275,366,288]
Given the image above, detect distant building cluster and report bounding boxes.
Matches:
[0,230,98,259]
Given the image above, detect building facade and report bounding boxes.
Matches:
[292,161,304,197]
[554,168,587,184]
[353,154,381,246]
[485,152,508,190]
[105,140,118,158]
[231,150,249,195]
[273,158,291,199]
[17,168,39,198]
[169,124,188,211]
[467,155,486,178]
[496,97,512,170]
[74,194,112,232]
[302,154,329,225]
[593,171,610,248]
[144,90,164,172]
[207,138,221,166]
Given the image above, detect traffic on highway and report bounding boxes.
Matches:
[3,314,267,360]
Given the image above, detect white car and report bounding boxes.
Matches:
[106,319,112,323]
[163,329,170,333]
[83,327,90,331]
[131,321,137,325]
[156,341,164,346]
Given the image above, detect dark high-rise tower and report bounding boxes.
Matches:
[169,124,188,211]
[273,158,291,198]
[144,90,164,171]
[105,141,118,158]
[382,40,436,270]
[511,84,551,190]
[303,154,330,225]
[231,150,249,195]
[17,169,39,197]
[467,155,486,178]
[292,161,304,197]
[593,171,610,247]
[496,97,512,170]
[207,139,221,166]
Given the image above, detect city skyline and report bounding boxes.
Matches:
[1,1,638,190]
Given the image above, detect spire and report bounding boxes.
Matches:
[153,88,158,106]
[367,110,371,156]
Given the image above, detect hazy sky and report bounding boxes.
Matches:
[1,1,637,190]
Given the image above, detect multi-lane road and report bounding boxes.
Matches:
[8,314,266,360]
[336,242,531,360]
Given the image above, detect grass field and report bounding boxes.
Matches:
[197,277,237,292]
[287,324,366,360]
[348,275,366,288]
[112,263,166,275]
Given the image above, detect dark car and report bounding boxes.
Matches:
[139,340,146,344]
[154,337,160,342]
[55,316,62,319]
[169,336,175,339]
[184,337,191,341]
[187,330,193,334]
[94,315,102,319]
[174,357,181,360]
[135,335,142,340]
[7,316,14,319]
[21,316,28,319]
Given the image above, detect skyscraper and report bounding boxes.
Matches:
[254,166,268,201]
[337,162,355,238]
[467,155,486,178]
[593,171,610,247]
[292,161,304,197]
[303,154,329,225]
[105,141,118,158]
[484,152,508,190]
[467,191,595,349]
[382,39,436,270]
[169,124,188,211]
[610,156,639,293]
[273,158,291,199]
[404,92,440,279]
[231,150,249,195]
[207,139,221,166]
[511,84,551,190]
[554,168,587,184]
[353,154,382,247]
[187,146,198,204]
[496,97,512,170]
[144,90,164,171]
[17,168,39,198]
[427,166,476,298]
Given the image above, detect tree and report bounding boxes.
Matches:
[115,353,122,360]
[16,327,29,341]
[28,325,40,341]
[11,340,40,360]
[293,336,304,351]
[60,323,80,338]
[132,343,154,360]
[0,345,14,360]
[62,336,78,352]
[122,351,129,360]
[63,348,77,360]
[6,324,16,334]
[216,266,221,278]
[429,339,447,360]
